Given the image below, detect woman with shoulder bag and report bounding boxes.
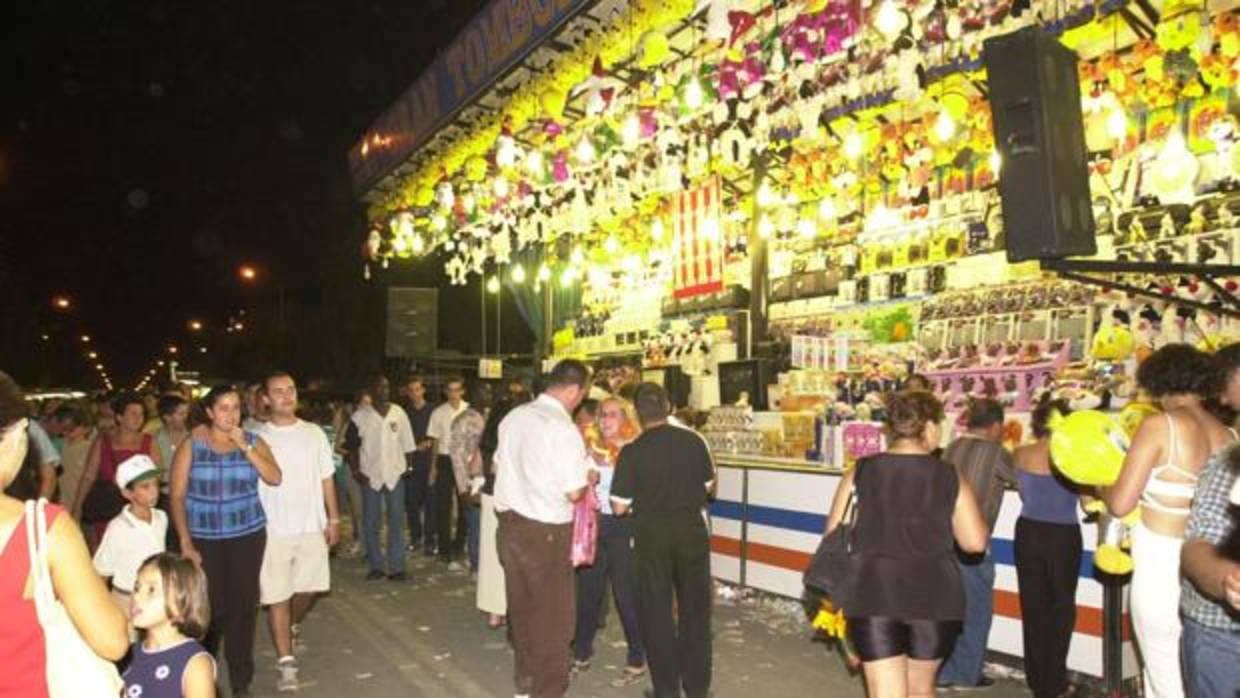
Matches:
[824,390,988,698]
[73,393,162,542]
[0,371,129,698]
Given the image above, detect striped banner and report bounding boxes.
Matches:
[672,176,724,299]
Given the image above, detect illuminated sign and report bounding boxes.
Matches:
[349,0,590,195]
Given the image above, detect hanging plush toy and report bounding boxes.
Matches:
[1047,409,1138,574]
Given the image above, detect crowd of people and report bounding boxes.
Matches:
[0,341,1238,698]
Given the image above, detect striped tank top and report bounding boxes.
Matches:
[185,432,266,539]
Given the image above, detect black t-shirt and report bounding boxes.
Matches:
[403,401,435,467]
[611,424,714,516]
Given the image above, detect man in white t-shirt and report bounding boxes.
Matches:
[256,372,339,693]
[426,376,469,566]
[494,359,594,698]
[344,374,417,581]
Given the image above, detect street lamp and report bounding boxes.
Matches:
[52,295,71,311]
[238,264,258,282]
[80,335,91,343]
[167,345,178,355]
[188,320,204,332]
[87,351,98,359]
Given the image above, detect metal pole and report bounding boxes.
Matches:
[497,280,502,356]
[481,277,487,356]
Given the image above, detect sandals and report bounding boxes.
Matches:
[609,665,647,687]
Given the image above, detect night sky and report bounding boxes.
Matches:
[1,0,530,391]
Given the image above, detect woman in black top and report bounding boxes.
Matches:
[826,390,988,697]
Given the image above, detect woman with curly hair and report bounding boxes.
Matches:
[825,390,988,697]
[1106,344,1237,698]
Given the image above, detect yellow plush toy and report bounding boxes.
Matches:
[1047,409,1140,575]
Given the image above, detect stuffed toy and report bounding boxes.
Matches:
[1047,409,1139,574]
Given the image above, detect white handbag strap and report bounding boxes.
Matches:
[23,498,55,616]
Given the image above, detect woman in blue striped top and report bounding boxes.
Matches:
[170,385,281,698]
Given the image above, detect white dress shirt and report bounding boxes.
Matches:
[351,403,416,491]
[428,400,469,456]
[493,394,591,524]
[93,506,168,593]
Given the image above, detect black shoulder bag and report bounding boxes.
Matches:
[803,462,862,604]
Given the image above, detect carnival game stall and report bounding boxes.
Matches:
[349,0,1240,688]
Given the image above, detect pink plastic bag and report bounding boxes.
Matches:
[571,487,599,568]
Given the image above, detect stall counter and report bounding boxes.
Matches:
[710,455,1138,681]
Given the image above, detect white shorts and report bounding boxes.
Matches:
[260,532,331,605]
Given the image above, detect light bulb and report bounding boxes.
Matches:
[575,138,596,163]
[493,177,509,199]
[935,109,956,141]
[432,215,447,232]
[486,276,500,294]
[1106,108,1127,140]
[757,181,777,208]
[605,235,619,253]
[560,267,577,287]
[651,218,665,242]
[989,150,1001,175]
[758,215,775,239]
[818,198,837,220]
[571,247,584,265]
[844,132,863,159]
[623,113,641,147]
[622,255,641,271]
[785,190,800,205]
[511,264,526,284]
[411,234,425,254]
[684,77,703,110]
[392,235,409,254]
[798,217,817,239]
[496,136,517,168]
[538,264,551,282]
[875,1,908,40]
[526,149,544,176]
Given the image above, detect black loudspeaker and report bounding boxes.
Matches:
[385,287,438,358]
[983,27,1096,263]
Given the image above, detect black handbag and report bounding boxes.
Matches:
[803,464,862,602]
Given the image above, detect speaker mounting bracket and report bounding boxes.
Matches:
[1040,259,1240,320]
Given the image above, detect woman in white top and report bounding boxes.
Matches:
[1106,344,1236,698]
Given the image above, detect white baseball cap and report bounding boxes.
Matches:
[115,454,160,491]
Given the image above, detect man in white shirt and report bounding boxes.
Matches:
[344,374,416,581]
[256,372,339,693]
[427,376,469,566]
[494,359,594,698]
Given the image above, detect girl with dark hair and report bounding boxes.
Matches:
[1106,344,1237,698]
[0,371,129,697]
[825,391,988,697]
[170,385,281,697]
[73,392,162,542]
[1013,397,1082,698]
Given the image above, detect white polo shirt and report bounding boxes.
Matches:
[351,403,416,491]
[93,506,167,593]
[493,394,591,524]
[428,400,469,456]
[257,419,335,536]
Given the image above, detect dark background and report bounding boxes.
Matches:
[1,0,533,392]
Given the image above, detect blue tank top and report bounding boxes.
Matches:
[123,638,213,698]
[1018,470,1080,524]
[185,432,266,539]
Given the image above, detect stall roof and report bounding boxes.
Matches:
[349,0,643,199]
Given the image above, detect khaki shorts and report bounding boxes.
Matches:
[260,532,331,605]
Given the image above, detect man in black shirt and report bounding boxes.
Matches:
[611,383,715,698]
[400,375,436,554]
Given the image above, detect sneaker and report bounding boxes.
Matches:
[447,561,465,572]
[941,677,995,691]
[365,569,386,581]
[609,665,646,688]
[276,657,299,692]
[388,572,408,582]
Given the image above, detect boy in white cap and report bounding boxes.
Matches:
[93,453,168,634]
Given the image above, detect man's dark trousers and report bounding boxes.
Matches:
[634,511,712,698]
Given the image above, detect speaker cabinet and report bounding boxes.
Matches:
[385,287,438,358]
[983,27,1096,263]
